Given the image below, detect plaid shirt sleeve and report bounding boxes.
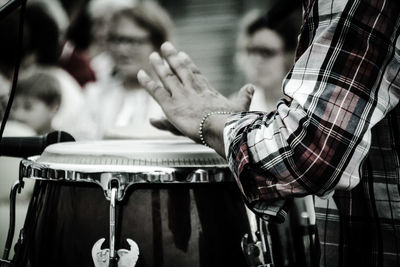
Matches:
[224,0,400,218]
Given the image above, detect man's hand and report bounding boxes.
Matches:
[138,42,254,156]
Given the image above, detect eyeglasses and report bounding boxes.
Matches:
[108,34,151,46]
[245,46,282,59]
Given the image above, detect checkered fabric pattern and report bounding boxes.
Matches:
[224,0,400,266]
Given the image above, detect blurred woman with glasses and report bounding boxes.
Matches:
[85,1,174,139]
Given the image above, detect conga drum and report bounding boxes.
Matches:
[14,139,251,267]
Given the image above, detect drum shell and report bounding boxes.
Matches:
[15,181,250,267]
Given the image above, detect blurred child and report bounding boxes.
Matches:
[11,72,61,135]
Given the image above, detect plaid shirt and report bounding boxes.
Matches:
[224,0,400,266]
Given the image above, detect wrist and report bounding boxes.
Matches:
[199,111,232,158]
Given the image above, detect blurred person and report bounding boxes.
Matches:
[21,2,97,140]
[59,5,97,88]
[236,9,314,267]
[15,4,251,266]
[0,11,21,81]
[58,0,87,26]
[85,1,174,139]
[59,0,134,87]
[0,7,26,115]
[11,71,61,135]
[0,3,90,261]
[83,3,249,267]
[235,9,300,113]
[27,0,95,88]
[87,0,134,60]
[29,0,70,39]
[90,0,136,90]
[0,9,38,133]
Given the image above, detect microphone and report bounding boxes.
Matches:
[0,130,75,158]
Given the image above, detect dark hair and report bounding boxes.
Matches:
[110,2,173,50]
[67,7,93,50]
[24,2,61,65]
[244,8,301,52]
[0,10,24,75]
[17,72,61,107]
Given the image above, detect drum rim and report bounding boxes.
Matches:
[19,157,233,201]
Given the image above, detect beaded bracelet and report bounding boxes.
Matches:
[199,111,233,147]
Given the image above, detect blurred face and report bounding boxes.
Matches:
[11,96,57,134]
[107,16,155,85]
[241,28,287,90]
[90,15,112,57]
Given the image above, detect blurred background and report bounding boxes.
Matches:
[159,0,277,96]
[0,0,306,265]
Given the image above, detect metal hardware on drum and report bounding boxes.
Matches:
[11,140,251,267]
[110,187,117,262]
[91,184,140,267]
[241,216,274,267]
[19,158,231,201]
[17,157,233,267]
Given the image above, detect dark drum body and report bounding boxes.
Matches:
[14,140,251,267]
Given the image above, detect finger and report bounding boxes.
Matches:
[178,51,201,75]
[137,69,171,102]
[233,84,255,111]
[179,51,222,94]
[160,43,210,92]
[160,42,216,94]
[149,52,182,95]
[179,51,219,93]
[160,42,197,86]
[149,117,183,136]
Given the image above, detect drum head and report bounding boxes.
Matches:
[36,138,227,169]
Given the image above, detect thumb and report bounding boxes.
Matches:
[149,117,183,136]
[234,84,255,111]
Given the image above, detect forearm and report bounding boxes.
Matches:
[225,0,400,203]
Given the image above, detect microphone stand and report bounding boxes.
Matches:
[0,0,27,265]
[2,180,23,261]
